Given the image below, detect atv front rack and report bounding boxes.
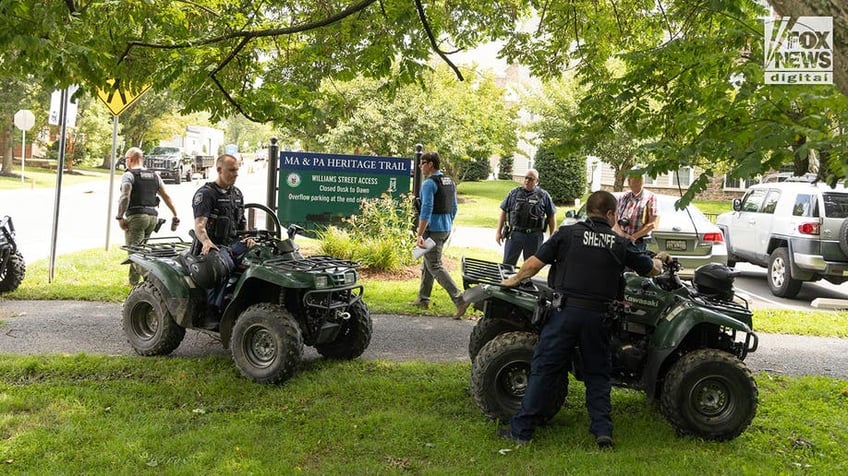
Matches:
[122,237,191,258]
[461,257,517,286]
[263,255,360,272]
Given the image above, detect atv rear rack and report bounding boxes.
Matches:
[263,254,360,272]
[122,237,191,258]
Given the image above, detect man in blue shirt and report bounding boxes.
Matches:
[411,152,470,319]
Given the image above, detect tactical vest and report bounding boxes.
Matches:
[430,175,456,214]
[554,220,626,302]
[508,188,545,230]
[202,183,245,246]
[127,169,159,216]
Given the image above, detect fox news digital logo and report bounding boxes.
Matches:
[764,16,832,85]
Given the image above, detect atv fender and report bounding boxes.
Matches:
[125,254,198,327]
[640,303,758,400]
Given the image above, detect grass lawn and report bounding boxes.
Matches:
[1,356,846,474]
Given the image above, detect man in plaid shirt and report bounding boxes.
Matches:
[613,169,659,253]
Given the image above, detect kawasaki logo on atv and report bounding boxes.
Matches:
[625,295,660,308]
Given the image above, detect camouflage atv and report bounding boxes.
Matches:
[0,215,26,293]
[122,203,371,384]
[462,257,759,441]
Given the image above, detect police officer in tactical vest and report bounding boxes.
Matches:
[495,168,557,266]
[192,154,255,318]
[497,190,670,449]
[116,147,179,285]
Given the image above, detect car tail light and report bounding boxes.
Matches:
[702,232,724,243]
[798,222,820,235]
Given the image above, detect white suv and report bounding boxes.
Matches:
[716,179,848,298]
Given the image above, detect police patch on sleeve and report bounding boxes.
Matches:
[193,192,203,206]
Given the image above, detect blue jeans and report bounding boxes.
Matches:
[503,230,544,266]
[206,242,245,313]
[510,305,613,440]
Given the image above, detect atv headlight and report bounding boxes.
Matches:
[344,270,356,285]
[315,275,329,288]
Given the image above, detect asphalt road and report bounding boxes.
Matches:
[1,300,846,380]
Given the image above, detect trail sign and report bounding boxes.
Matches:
[97,79,150,116]
[277,151,411,230]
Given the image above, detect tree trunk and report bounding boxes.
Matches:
[1,121,13,175]
[769,0,848,97]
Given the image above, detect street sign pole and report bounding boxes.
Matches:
[49,88,70,283]
[105,115,119,250]
[20,129,25,184]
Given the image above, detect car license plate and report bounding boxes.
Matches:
[666,240,687,251]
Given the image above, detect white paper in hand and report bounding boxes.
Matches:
[412,237,436,259]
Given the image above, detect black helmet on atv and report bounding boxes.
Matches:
[185,249,233,288]
[693,263,738,301]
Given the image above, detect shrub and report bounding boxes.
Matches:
[317,193,416,271]
[497,154,514,180]
[534,145,585,204]
[462,156,491,182]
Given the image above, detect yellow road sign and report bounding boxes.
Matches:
[97,79,151,116]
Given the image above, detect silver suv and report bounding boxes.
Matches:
[716,179,848,298]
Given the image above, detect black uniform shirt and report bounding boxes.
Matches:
[192,182,246,246]
[536,217,653,302]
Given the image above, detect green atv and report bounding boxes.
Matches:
[462,257,759,441]
[0,215,26,293]
[122,203,371,384]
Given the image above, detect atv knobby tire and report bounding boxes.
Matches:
[470,331,567,422]
[468,317,527,361]
[315,301,372,359]
[0,251,26,293]
[123,281,186,355]
[231,303,303,384]
[660,348,758,441]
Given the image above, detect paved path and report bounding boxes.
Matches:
[1,300,846,379]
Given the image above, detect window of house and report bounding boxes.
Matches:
[724,176,749,190]
[673,167,693,187]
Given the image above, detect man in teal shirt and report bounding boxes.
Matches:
[411,151,470,318]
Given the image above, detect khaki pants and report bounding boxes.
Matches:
[125,214,157,285]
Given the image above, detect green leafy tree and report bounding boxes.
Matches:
[2,0,847,190]
[318,65,518,180]
[0,79,48,176]
[497,154,514,180]
[534,145,585,204]
[507,1,848,203]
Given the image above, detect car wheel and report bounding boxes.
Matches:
[231,303,303,384]
[122,281,185,355]
[174,171,182,185]
[767,247,802,298]
[470,331,567,422]
[660,348,758,441]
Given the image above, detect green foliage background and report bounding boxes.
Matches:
[534,145,585,204]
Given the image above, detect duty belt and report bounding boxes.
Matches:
[512,227,543,234]
[564,297,610,312]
